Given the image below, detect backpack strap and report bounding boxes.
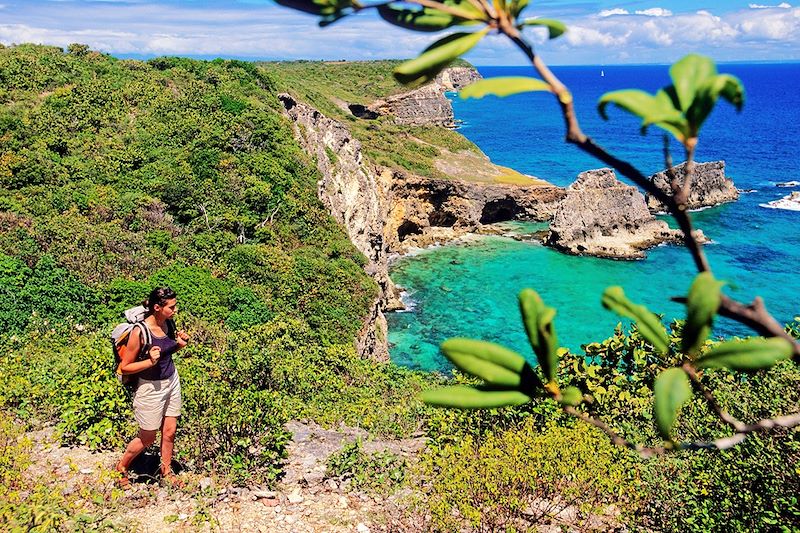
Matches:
[166,318,177,340]
[135,322,153,361]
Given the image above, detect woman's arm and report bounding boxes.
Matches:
[175,330,190,352]
[118,325,160,375]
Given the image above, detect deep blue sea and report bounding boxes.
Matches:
[387,63,800,372]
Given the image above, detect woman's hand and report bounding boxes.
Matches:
[148,346,161,366]
[176,330,190,349]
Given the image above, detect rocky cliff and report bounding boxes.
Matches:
[367,67,482,127]
[386,171,563,251]
[546,169,687,260]
[646,160,738,211]
[279,93,393,361]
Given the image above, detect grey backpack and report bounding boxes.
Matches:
[111,306,153,389]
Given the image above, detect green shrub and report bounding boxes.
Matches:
[326,439,406,495]
[178,360,291,486]
[416,418,638,531]
[55,337,134,450]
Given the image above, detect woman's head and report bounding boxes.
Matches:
[142,287,178,319]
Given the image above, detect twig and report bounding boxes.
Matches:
[681,362,744,432]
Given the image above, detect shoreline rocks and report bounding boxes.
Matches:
[385,171,564,253]
[646,160,738,212]
[546,169,690,260]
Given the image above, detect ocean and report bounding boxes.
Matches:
[386,63,800,372]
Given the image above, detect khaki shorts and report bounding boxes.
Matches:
[133,373,182,431]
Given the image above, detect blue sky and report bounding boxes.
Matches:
[1,1,798,65]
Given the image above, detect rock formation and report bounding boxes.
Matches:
[279,93,393,361]
[367,67,482,128]
[646,161,738,212]
[279,65,560,357]
[385,171,563,251]
[436,66,483,91]
[546,168,687,260]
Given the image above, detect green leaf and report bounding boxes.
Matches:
[598,89,688,141]
[520,18,567,39]
[274,0,350,16]
[669,54,717,112]
[687,73,745,131]
[653,367,692,441]
[682,272,725,355]
[460,77,551,99]
[422,385,531,409]
[697,337,794,370]
[394,30,488,86]
[377,5,477,32]
[518,289,559,382]
[510,0,529,18]
[559,386,583,406]
[601,286,670,354]
[440,338,527,388]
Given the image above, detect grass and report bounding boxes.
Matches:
[263,60,548,185]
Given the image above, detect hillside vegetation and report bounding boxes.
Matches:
[264,59,493,181]
[0,43,430,487]
[0,45,798,532]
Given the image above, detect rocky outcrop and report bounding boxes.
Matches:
[279,93,393,360]
[386,172,563,251]
[436,66,482,91]
[546,168,687,260]
[370,83,455,127]
[646,161,738,211]
[367,66,482,127]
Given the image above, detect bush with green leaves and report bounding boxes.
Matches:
[177,360,291,487]
[415,418,638,531]
[326,438,406,495]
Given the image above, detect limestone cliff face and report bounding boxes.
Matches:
[385,171,564,251]
[436,66,482,91]
[647,161,738,212]
[546,169,685,260]
[279,93,392,361]
[368,67,483,127]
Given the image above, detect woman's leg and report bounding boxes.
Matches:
[117,429,157,472]
[159,416,178,476]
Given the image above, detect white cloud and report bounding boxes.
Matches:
[598,9,629,17]
[748,3,791,8]
[634,8,673,17]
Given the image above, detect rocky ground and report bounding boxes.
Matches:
[24,422,426,532]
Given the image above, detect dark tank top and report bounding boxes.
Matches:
[137,325,178,381]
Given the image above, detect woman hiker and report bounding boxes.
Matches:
[115,286,190,487]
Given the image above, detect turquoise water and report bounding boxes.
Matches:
[387,64,800,372]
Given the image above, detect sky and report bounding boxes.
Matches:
[0,1,798,65]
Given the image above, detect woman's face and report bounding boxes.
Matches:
[154,298,178,320]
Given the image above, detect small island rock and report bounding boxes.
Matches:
[546,168,688,260]
[646,160,738,212]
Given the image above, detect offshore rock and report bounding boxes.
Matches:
[279,93,393,361]
[385,171,564,252]
[646,160,738,211]
[546,168,688,260]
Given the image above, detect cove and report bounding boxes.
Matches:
[386,63,800,373]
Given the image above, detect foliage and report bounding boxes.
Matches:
[415,419,638,531]
[326,438,406,495]
[178,360,291,486]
